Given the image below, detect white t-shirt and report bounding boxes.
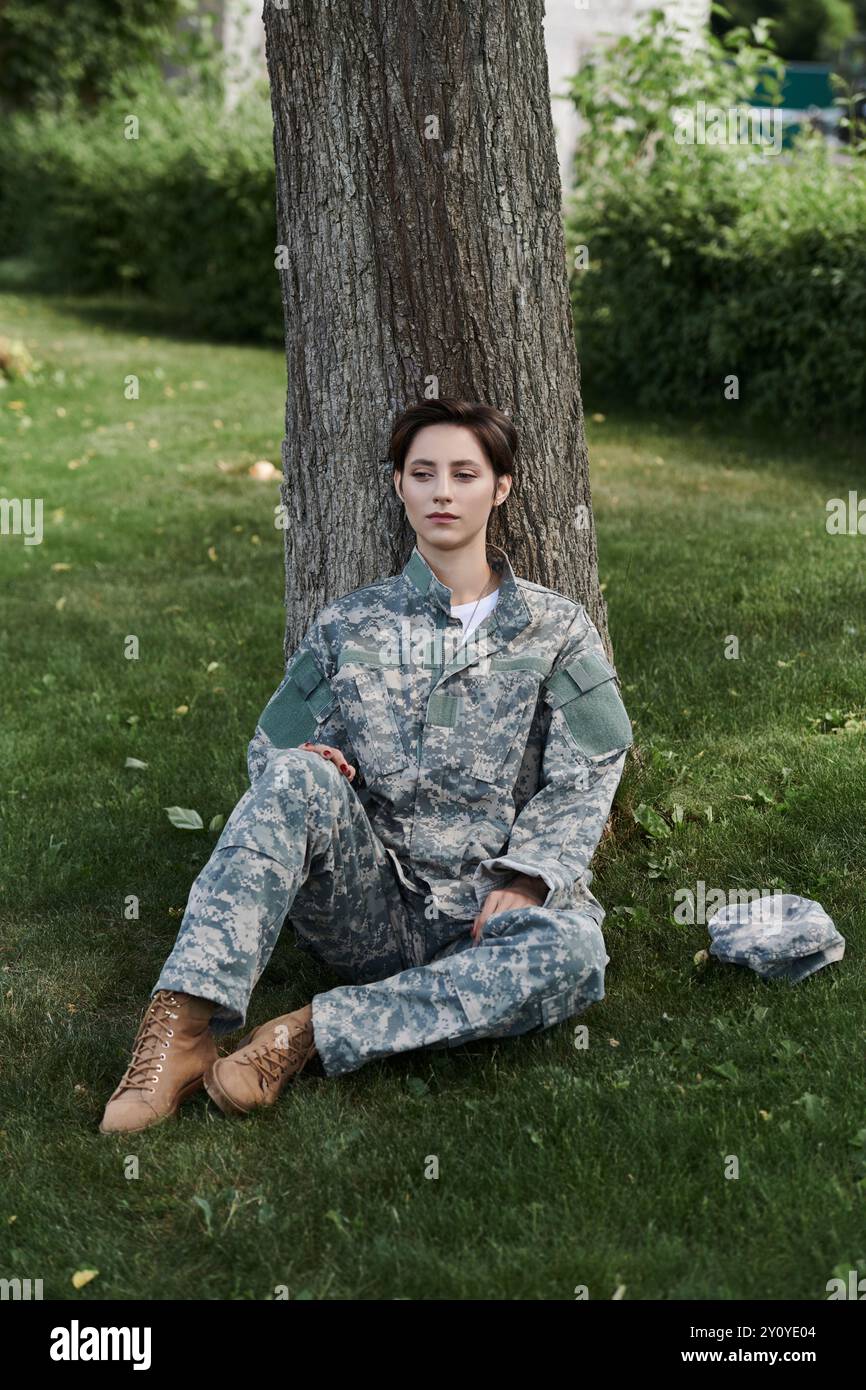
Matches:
[451,588,499,647]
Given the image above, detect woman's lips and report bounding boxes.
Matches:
[428,514,457,522]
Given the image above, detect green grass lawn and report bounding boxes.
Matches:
[1,286,865,1301]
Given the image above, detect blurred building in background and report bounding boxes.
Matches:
[544,0,711,191]
[216,0,712,190]
[221,0,267,108]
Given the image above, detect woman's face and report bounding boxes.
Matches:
[394,423,511,550]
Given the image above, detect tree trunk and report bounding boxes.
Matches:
[263,0,612,663]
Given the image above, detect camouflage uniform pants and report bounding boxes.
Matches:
[152,748,609,1078]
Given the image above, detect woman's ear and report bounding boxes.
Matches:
[494,472,512,506]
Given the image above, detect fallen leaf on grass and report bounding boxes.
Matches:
[248,460,279,481]
[164,807,204,831]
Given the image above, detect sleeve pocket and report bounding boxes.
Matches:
[543,650,633,759]
[258,649,337,749]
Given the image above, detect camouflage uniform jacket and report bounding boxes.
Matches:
[247,541,633,923]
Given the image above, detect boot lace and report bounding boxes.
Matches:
[241,1024,313,1092]
[119,992,180,1094]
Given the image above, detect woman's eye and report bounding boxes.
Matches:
[409,470,477,481]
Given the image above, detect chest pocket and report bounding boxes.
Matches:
[333,661,409,779]
[427,668,542,785]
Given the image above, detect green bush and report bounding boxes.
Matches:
[0,0,189,111]
[0,77,283,342]
[565,8,866,426]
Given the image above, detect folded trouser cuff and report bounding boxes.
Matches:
[150,974,245,1037]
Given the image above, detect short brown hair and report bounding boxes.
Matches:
[388,398,518,480]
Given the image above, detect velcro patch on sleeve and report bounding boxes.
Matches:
[544,650,632,757]
[258,652,335,748]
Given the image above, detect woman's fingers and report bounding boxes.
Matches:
[300,742,356,780]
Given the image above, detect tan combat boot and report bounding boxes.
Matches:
[203,1004,317,1116]
[99,989,219,1134]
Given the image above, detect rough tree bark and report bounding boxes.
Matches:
[263,0,613,663]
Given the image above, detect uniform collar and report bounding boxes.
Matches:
[402,540,532,641]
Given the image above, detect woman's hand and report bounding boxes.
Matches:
[299,742,357,782]
[471,874,547,943]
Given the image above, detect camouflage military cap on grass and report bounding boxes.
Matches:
[706,893,845,984]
